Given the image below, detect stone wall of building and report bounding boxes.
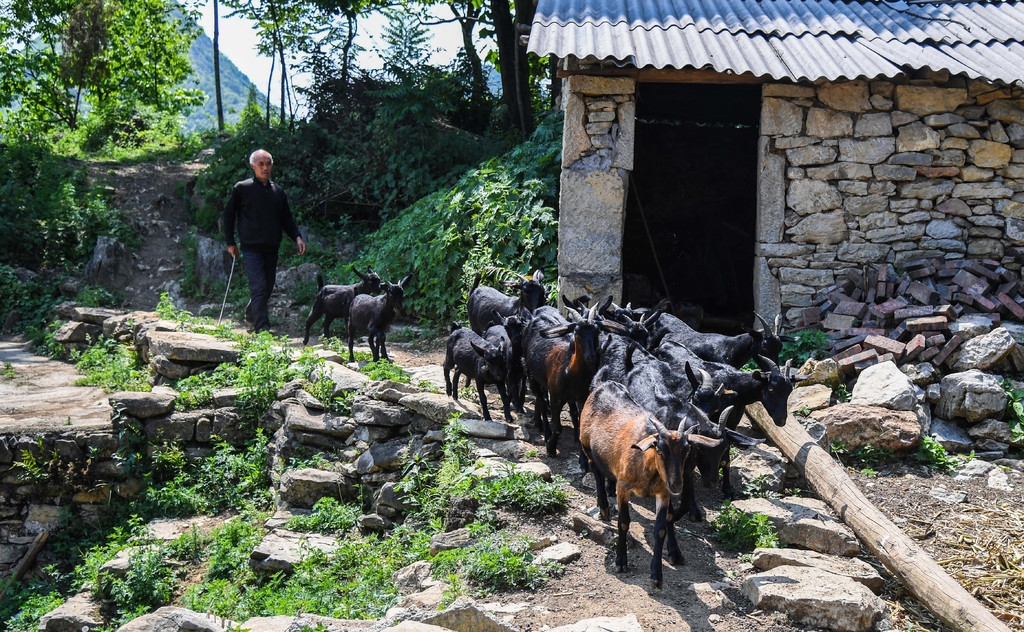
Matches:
[757,77,1024,327]
[557,75,636,305]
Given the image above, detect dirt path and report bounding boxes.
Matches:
[0,337,110,433]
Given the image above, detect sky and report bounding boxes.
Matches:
[195,1,469,107]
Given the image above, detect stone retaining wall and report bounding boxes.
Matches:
[0,317,523,577]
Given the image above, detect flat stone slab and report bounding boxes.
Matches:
[144,330,239,364]
[0,339,111,432]
[249,529,339,573]
[751,547,884,592]
[731,496,860,556]
[743,565,888,631]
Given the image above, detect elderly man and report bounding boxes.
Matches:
[223,148,306,334]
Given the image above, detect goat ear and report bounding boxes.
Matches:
[597,295,613,316]
[399,274,412,288]
[470,340,489,356]
[492,309,506,325]
[540,324,574,339]
[687,434,724,449]
[632,434,659,452]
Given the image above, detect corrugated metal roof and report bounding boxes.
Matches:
[527,0,1024,83]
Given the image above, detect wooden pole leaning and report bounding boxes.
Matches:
[747,403,1011,632]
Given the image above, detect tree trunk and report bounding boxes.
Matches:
[490,0,527,138]
[213,0,224,131]
[747,403,1012,632]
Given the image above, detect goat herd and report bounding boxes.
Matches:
[303,267,801,589]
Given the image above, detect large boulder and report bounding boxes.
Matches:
[934,370,1007,423]
[193,235,230,294]
[813,403,922,452]
[849,361,917,410]
[85,236,133,290]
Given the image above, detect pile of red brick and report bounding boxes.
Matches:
[797,258,1023,375]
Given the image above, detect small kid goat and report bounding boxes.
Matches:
[303,267,382,345]
[346,274,412,363]
[444,323,511,422]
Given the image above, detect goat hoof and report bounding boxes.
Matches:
[668,552,685,565]
[650,579,663,590]
[546,445,558,457]
[616,564,627,573]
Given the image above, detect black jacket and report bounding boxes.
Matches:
[223,177,302,251]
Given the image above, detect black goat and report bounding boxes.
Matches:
[651,311,793,368]
[444,323,511,422]
[580,380,721,589]
[466,270,546,334]
[303,267,382,345]
[655,340,792,515]
[522,301,626,459]
[346,274,412,363]
[488,310,527,414]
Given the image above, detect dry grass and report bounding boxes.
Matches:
[934,504,1024,629]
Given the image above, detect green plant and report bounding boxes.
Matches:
[916,436,970,473]
[779,329,831,367]
[860,468,879,478]
[713,502,779,551]
[431,533,557,595]
[1001,378,1024,445]
[740,474,780,499]
[74,285,124,308]
[103,545,176,625]
[472,468,569,515]
[360,359,412,384]
[284,497,361,534]
[833,383,851,403]
[2,362,17,379]
[73,336,151,392]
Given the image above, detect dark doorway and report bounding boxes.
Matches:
[623,83,761,331]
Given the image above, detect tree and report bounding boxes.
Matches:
[214,0,224,130]
[0,0,203,134]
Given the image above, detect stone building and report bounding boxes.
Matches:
[525,0,1024,329]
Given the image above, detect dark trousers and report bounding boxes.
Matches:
[241,248,279,333]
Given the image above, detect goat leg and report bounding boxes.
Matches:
[475,378,492,421]
[615,486,631,573]
[683,459,705,522]
[650,499,669,590]
[664,502,685,566]
[593,465,610,522]
[495,381,512,422]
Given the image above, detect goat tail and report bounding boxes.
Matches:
[450,322,462,332]
[316,272,325,289]
[470,272,482,293]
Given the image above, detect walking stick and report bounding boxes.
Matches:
[218,254,236,325]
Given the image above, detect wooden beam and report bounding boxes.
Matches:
[747,403,1012,632]
[0,532,48,601]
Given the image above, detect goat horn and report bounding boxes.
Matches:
[566,306,584,322]
[753,311,771,332]
[718,406,734,433]
[775,313,783,335]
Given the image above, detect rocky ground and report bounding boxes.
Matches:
[9,158,1023,631]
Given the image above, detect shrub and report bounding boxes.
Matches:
[356,111,562,322]
[779,328,831,367]
[74,337,151,392]
[285,497,361,534]
[713,502,779,551]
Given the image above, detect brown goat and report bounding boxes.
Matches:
[580,381,722,589]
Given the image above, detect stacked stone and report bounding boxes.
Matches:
[558,74,636,308]
[757,76,1024,328]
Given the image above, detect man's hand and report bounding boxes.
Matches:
[227,245,238,258]
[296,236,306,255]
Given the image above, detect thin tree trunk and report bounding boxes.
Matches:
[213,0,224,131]
[490,0,522,136]
[266,53,274,127]
[747,403,1013,632]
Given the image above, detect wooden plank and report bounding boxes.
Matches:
[747,404,1013,632]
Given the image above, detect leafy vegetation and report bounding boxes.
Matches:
[284,497,361,534]
[915,436,971,473]
[74,336,151,392]
[779,328,832,368]
[713,502,780,551]
[1001,378,1024,446]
